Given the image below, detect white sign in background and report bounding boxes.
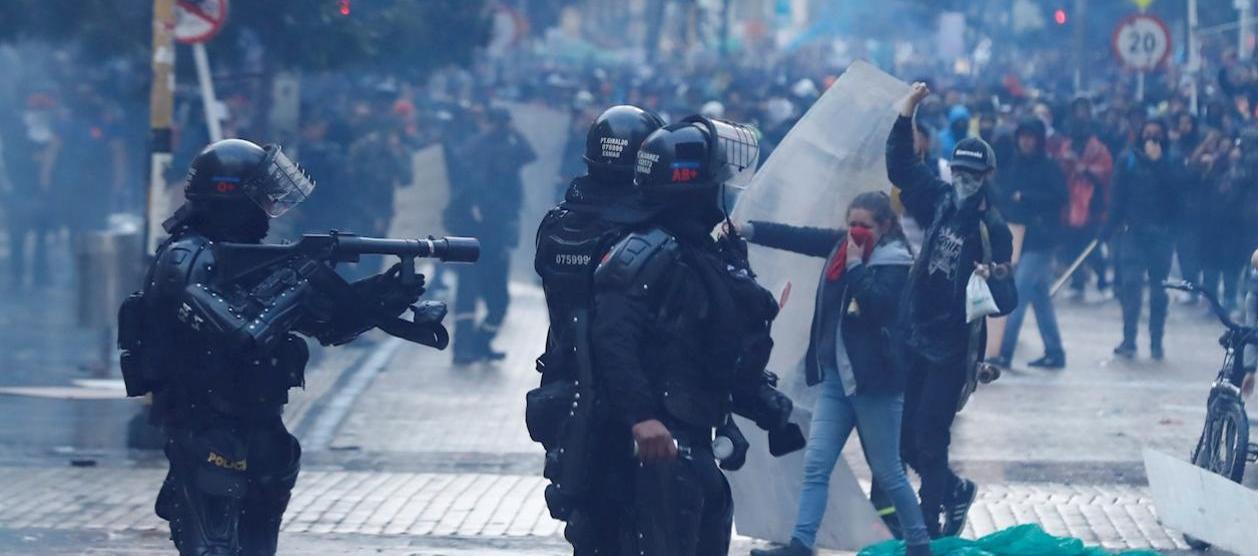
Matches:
[174,0,229,45]
[1113,15,1170,71]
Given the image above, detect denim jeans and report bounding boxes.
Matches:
[791,367,930,547]
[999,249,1064,360]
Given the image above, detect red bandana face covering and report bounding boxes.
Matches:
[825,225,875,282]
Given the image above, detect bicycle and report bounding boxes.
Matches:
[1163,280,1258,551]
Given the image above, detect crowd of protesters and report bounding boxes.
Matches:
[4,13,1258,368]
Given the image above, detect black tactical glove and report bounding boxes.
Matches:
[768,422,806,457]
[353,263,425,318]
[410,300,448,324]
[735,380,793,432]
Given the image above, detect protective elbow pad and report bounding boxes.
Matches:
[182,280,310,355]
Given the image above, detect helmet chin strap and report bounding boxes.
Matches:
[721,182,735,233]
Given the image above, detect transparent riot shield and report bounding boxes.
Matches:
[727,61,909,550]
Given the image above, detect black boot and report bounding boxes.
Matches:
[476,324,506,362]
[750,538,812,556]
[1150,341,1164,361]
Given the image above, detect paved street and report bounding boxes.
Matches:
[0,244,1250,554]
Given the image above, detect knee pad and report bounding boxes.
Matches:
[156,469,177,522]
[165,427,251,555]
[250,429,302,510]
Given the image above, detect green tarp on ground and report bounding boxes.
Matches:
[859,524,1161,556]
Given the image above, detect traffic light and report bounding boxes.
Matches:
[338,0,351,16]
[1054,8,1067,25]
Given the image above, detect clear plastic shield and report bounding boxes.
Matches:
[688,115,761,187]
[244,145,316,217]
[727,61,909,550]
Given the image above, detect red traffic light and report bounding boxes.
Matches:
[339,0,351,16]
[1054,9,1067,25]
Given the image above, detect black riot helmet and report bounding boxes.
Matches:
[583,105,665,180]
[634,115,759,203]
[185,139,316,218]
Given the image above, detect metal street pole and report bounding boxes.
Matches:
[144,0,176,254]
[1240,0,1254,61]
[1074,0,1087,94]
[193,43,222,142]
[1189,0,1200,114]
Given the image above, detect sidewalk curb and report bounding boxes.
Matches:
[299,338,404,451]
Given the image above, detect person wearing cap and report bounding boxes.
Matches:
[886,82,1018,538]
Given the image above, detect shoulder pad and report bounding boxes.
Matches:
[534,207,564,250]
[594,227,678,292]
[150,234,216,298]
[537,206,570,233]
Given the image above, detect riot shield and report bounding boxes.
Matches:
[727,60,908,550]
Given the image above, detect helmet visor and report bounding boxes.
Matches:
[243,145,316,217]
[686,116,761,188]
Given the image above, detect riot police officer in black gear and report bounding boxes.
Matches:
[533,105,665,381]
[122,139,427,556]
[583,115,804,555]
[527,104,663,551]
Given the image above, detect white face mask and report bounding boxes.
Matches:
[953,170,985,204]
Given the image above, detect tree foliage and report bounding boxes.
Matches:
[0,0,489,75]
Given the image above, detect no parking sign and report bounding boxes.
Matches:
[174,0,228,44]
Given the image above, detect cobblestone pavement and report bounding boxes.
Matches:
[0,464,1200,552]
[0,276,1251,554]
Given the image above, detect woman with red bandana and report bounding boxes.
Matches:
[739,191,931,556]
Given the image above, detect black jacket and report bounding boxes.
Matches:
[887,116,1018,365]
[1104,149,1183,238]
[748,222,911,394]
[532,175,639,386]
[997,120,1068,253]
[591,220,786,431]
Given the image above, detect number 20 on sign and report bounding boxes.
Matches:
[1111,13,1171,71]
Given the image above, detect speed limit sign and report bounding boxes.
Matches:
[1112,13,1171,71]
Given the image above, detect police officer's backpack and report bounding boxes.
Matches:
[117,245,176,398]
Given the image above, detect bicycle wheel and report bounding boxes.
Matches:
[1184,390,1249,550]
